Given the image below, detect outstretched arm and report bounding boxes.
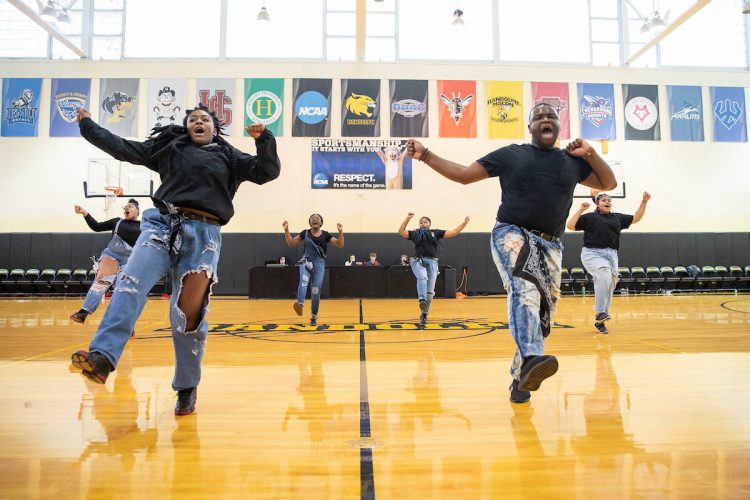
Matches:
[406,139,488,185]
[398,212,414,238]
[566,202,591,230]
[236,123,281,185]
[330,223,345,248]
[282,221,302,247]
[444,216,470,238]
[566,138,617,191]
[631,191,651,224]
[76,109,156,169]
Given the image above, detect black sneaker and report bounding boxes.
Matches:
[595,312,611,322]
[594,322,609,334]
[71,350,112,384]
[70,309,89,324]
[518,355,559,392]
[175,387,197,416]
[419,313,427,325]
[509,379,531,403]
[419,299,426,311]
[310,316,317,326]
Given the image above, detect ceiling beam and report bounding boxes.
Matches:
[7,0,87,59]
[625,0,711,66]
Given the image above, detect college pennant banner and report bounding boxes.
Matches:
[293,78,332,137]
[485,81,524,139]
[49,78,90,137]
[147,79,187,132]
[311,139,412,190]
[438,80,476,138]
[98,78,139,137]
[710,86,747,143]
[244,78,284,137]
[389,80,428,137]
[667,85,704,142]
[623,84,660,141]
[196,78,235,133]
[531,82,570,139]
[2,78,43,137]
[341,79,380,137]
[577,83,616,140]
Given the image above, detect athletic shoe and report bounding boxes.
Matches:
[419,299,427,311]
[71,350,112,384]
[594,322,609,334]
[419,313,427,325]
[595,312,611,322]
[310,316,317,326]
[509,379,531,403]
[70,310,89,324]
[293,302,303,316]
[175,387,197,416]
[518,355,559,392]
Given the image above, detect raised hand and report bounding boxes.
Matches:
[75,108,91,122]
[407,212,415,219]
[74,205,87,216]
[463,216,470,224]
[336,223,343,232]
[406,139,426,160]
[246,123,266,139]
[282,220,289,231]
[642,191,651,202]
[565,138,592,158]
[580,202,591,211]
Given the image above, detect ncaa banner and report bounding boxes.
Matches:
[50,78,90,137]
[311,139,412,190]
[577,83,616,140]
[485,81,524,139]
[341,79,380,137]
[196,78,235,133]
[711,86,747,143]
[244,78,283,137]
[293,78,331,137]
[438,80,476,138]
[99,78,139,137]
[667,85,704,142]
[531,82,570,139]
[389,80,428,138]
[623,84,660,140]
[147,79,186,131]
[2,78,43,137]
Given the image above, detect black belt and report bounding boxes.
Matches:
[529,229,558,242]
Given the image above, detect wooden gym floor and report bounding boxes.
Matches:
[0,294,749,499]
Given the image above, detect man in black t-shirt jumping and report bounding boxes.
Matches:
[406,103,617,404]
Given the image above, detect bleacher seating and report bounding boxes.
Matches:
[631,266,648,293]
[66,269,88,295]
[645,266,664,292]
[660,266,679,291]
[560,268,573,295]
[17,269,40,294]
[616,267,633,292]
[570,267,588,294]
[50,269,72,294]
[33,269,56,295]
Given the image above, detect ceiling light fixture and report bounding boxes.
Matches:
[257,4,270,22]
[452,8,465,26]
[743,0,750,14]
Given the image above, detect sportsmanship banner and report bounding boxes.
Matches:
[623,84,660,141]
[99,78,139,137]
[485,81,524,139]
[49,78,90,137]
[389,80,428,137]
[196,78,235,133]
[577,83,616,140]
[147,79,186,131]
[244,78,283,137]
[341,79,380,137]
[531,82,570,139]
[438,80,476,138]
[2,78,43,137]
[311,139,412,190]
[667,85,704,142]
[710,86,747,142]
[293,78,332,137]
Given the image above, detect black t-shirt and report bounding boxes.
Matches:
[408,228,446,258]
[84,214,141,247]
[477,144,592,238]
[300,229,333,254]
[575,211,633,250]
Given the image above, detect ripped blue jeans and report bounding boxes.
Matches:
[81,243,130,315]
[88,208,221,390]
[296,256,325,317]
[490,222,563,381]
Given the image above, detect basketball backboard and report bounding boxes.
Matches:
[84,158,154,198]
[574,159,625,198]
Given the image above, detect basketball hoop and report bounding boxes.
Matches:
[104,186,124,197]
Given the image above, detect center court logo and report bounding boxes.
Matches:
[312,173,329,188]
[295,91,329,124]
[246,90,282,125]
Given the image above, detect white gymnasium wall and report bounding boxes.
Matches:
[0,60,748,233]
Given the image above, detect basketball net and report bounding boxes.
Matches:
[104,186,123,218]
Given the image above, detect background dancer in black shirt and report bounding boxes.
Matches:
[567,191,651,334]
[70,105,281,416]
[70,199,141,325]
[406,103,617,404]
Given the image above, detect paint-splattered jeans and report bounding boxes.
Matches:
[580,247,619,316]
[410,256,439,314]
[296,256,325,317]
[88,208,221,390]
[490,222,563,381]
